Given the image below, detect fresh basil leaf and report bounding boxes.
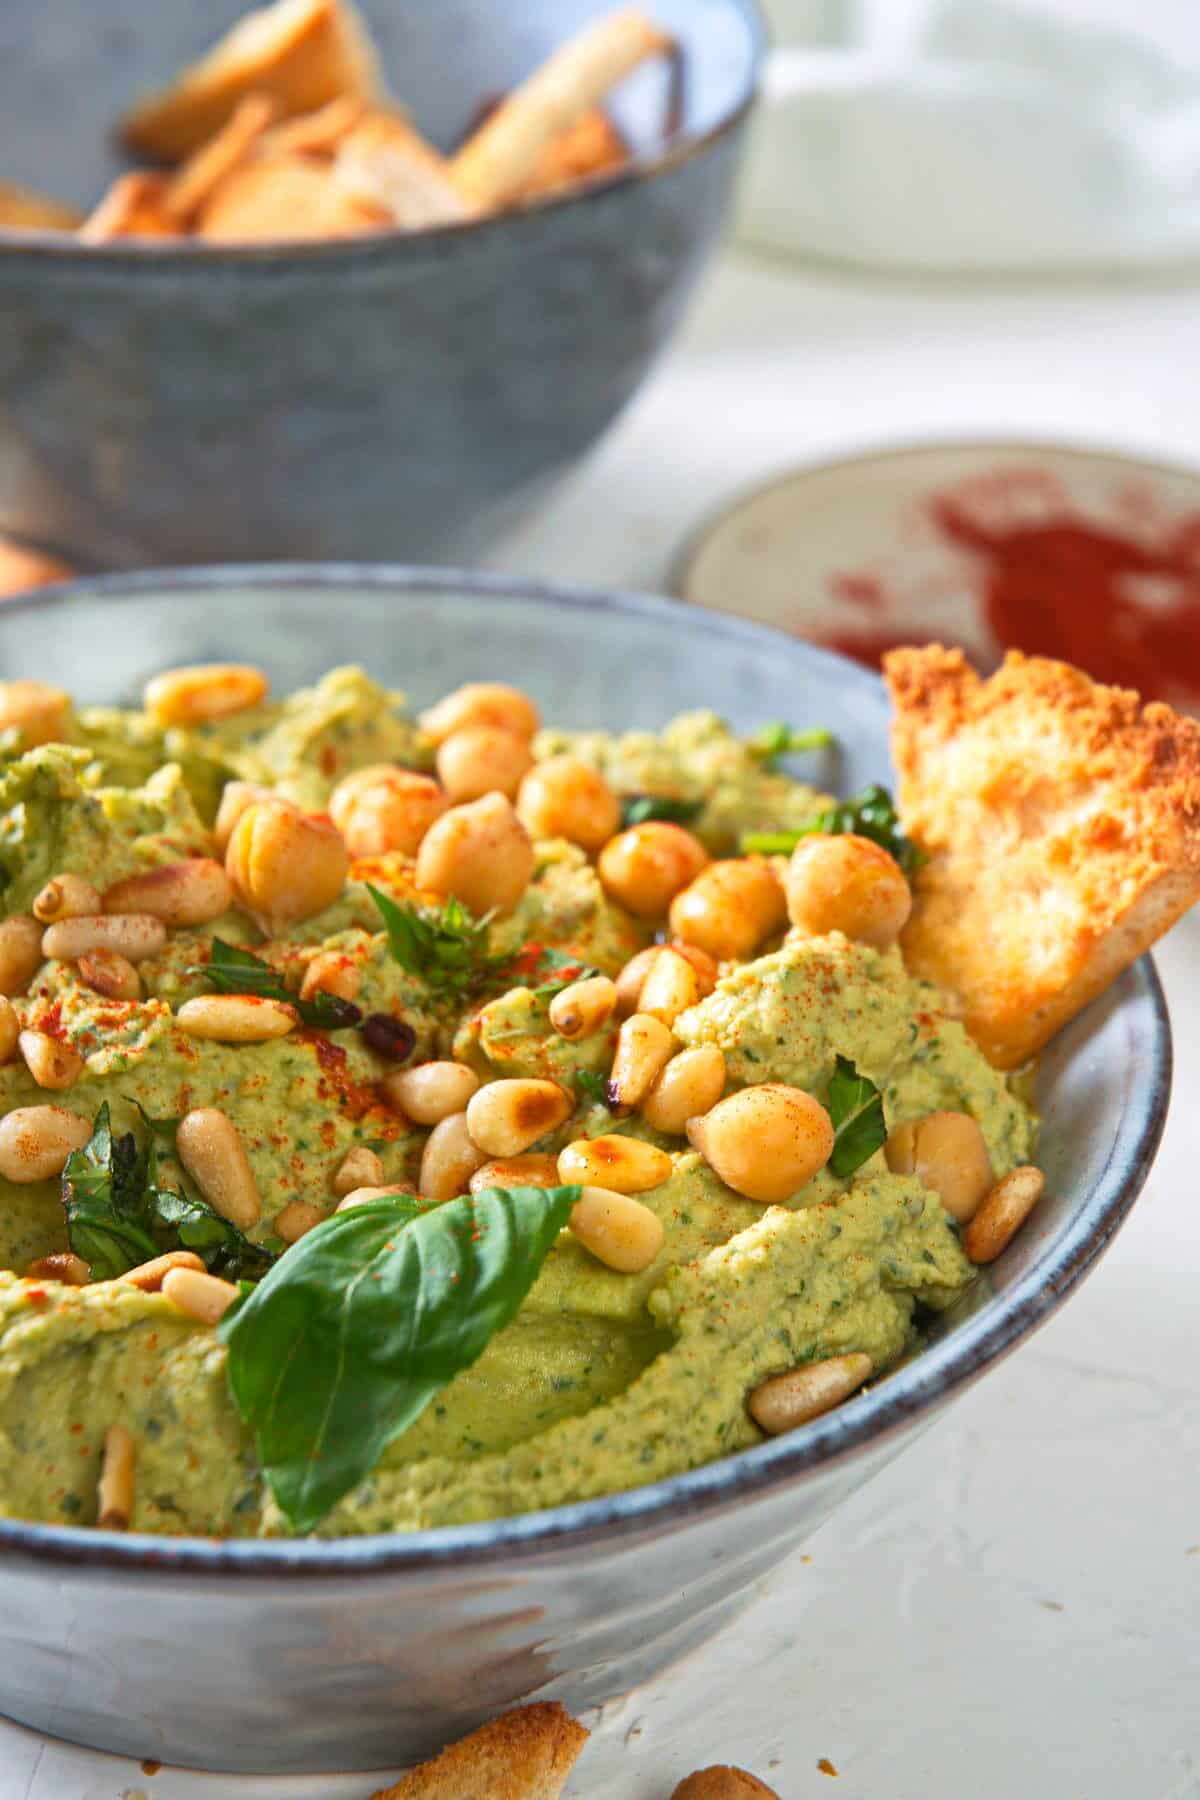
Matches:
[62,1104,158,1279]
[527,945,600,1000]
[827,1054,886,1178]
[196,939,361,1030]
[150,1187,276,1282]
[740,783,923,877]
[749,722,834,765]
[573,1069,610,1108]
[619,794,704,829]
[220,1185,579,1532]
[367,886,504,1001]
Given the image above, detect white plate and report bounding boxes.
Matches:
[675,440,1200,707]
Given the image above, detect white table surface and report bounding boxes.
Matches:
[7,248,1199,1799]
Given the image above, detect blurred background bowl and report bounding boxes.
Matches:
[0,0,763,570]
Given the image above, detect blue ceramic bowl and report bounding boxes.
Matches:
[0,568,1171,1773]
[0,0,762,570]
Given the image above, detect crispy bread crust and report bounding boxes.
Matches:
[368,1702,589,1800]
[885,644,1200,1067]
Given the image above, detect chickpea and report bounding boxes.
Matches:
[226,800,349,924]
[415,792,534,918]
[884,1110,993,1223]
[0,1105,91,1182]
[598,822,709,918]
[143,663,268,728]
[669,858,786,962]
[641,1044,727,1136]
[300,951,360,1005]
[329,766,446,858]
[516,756,621,854]
[436,726,534,803]
[0,680,70,746]
[785,833,912,949]
[688,1084,833,1204]
[214,780,283,855]
[420,681,539,746]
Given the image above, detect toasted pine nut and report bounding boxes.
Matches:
[176,1108,261,1230]
[32,873,102,923]
[669,857,786,962]
[558,1134,671,1193]
[608,1011,676,1110]
[516,755,621,854]
[0,679,70,745]
[143,662,268,728]
[331,1144,385,1196]
[614,941,718,1016]
[687,1084,833,1204]
[748,1353,873,1435]
[300,951,361,1005]
[41,913,167,964]
[336,1184,417,1212]
[19,1029,84,1091]
[436,726,534,803]
[0,914,46,995]
[0,1105,91,1182]
[97,1424,136,1531]
[420,681,539,745]
[469,1152,561,1193]
[637,946,698,1026]
[103,858,233,927]
[120,1250,206,1291]
[598,822,709,918]
[885,1111,993,1223]
[25,1252,90,1286]
[465,1077,573,1158]
[548,974,617,1041]
[330,766,447,859]
[384,1059,480,1126]
[641,1045,727,1136]
[226,802,349,926]
[176,994,296,1042]
[419,1110,488,1202]
[0,996,18,1063]
[161,1265,240,1325]
[963,1165,1045,1263]
[213,780,282,855]
[569,1186,665,1273]
[785,833,912,950]
[415,791,534,918]
[77,949,142,1002]
[274,1199,327,1244]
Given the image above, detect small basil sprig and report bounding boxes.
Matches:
[748,722,834,765]
[368,885,505,1001]
[220,1185,579,1532]
[619,794,704,829]
[62,1104,274,1281]
[741,784,923,877]
[197,939,362,1031]
[573,1068,610,1108]
[827,1055,886,1178]
[527,946,600,1000]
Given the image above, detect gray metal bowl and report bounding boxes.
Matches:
[0,0,762,570]
[0,568,1171,1774]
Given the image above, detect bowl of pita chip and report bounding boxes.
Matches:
[0,566,1184,1773]
[0,0,762,569]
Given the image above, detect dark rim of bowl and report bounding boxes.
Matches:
[0,0,766,267]
[0,562,1173,1576]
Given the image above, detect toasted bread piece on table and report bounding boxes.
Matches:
[79,173,182,241]
[368,1701,588,1800]
[196,151,387,241]
[0,179,82,232]
[334,111,476,229]
[121,0,384,163]
[886,644,1200,1069]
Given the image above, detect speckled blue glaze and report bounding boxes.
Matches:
[0,569,1172,1773]
[0,0,763,569]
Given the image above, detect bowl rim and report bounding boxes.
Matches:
[0,0,765,268]
[0,561,1173,1576]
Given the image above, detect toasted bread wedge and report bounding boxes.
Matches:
[511,106,628,201]
[79,173,182,242]
[195,151,387,241]
[121,0,384,163]
[0,179,82,232]
[0,538,73,596]
[368,1701,588,1800]
[163,91,279,224]
[334,110,476,229]
[886,644,1200,1068]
